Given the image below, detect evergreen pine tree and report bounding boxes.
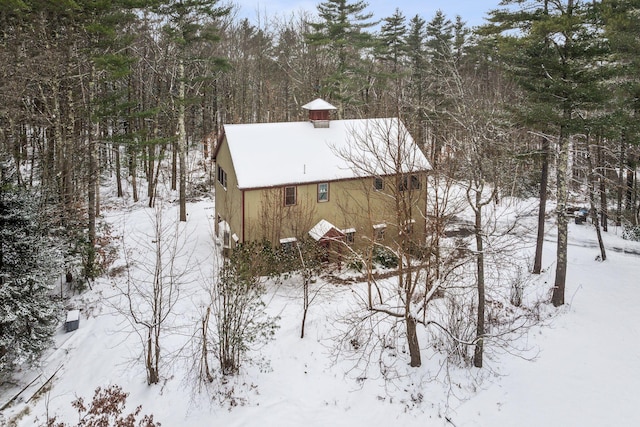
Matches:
[305,0,377,115]
[375,8,408,110]
[406,14,428,146]
[154,0,230,222]
[0,158,62,378]
[485,0,607,306]
[377,8,407,74]
[425,10,454,167]
[602,0,640,222]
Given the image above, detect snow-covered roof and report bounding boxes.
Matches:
[223,117,431,189]
[309,219,342,241]
[66,310,80,322]
[302,98,337,110]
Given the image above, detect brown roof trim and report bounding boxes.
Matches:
[237,170,429,191]
[211,127,226,161]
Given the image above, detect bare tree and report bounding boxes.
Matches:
[435,39,525,367]
[115,206,187,385]
[294,238,325,339]
[335,118,432,367]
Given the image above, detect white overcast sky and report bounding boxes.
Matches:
[230,0,504,28]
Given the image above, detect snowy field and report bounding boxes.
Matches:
[2,194,640,427]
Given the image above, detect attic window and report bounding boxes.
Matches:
[411,175,421,189]
[399,174,420,192]
[318,183,329,202]
[217,165,227,189]
[284,186,297,206]
[373,177,384,191]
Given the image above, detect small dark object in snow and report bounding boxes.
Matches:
[65,309,80,332]
[574,208,588,224]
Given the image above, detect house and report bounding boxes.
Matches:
[212,99,431,254]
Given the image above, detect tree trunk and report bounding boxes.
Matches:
[626,161,635,213]
[552,129,569,307]
[616,138,625,226]
[131,153,138,203]
[171,142,177,191]
[300,277,309,339]
[533,136,550,274]
[587,142,606,261]
[202,91,209,160]
[87,67,98,280]
[406,315,421,367]
[597,143,607,232]
[178,60,187,222]
[148,143,155,208]
[115,144,123,197]
[201,307,213,382]
[298,245,310,339]
[96,145,101,217]
[473,191,485,368]
[146,328,159,385]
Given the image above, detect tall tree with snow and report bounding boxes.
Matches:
[0,158,62,378]
[486,0,606,306]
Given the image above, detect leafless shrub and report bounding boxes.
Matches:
[429,293,476,367]
[45,385,160,427]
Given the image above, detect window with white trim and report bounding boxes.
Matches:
[373,177,384,191]
[217,165,227,188]
[343,227,356,244]
[373,223,386,241]
[280,237,297,252]
[399,174,421,192]
[318,182,329,202]
[410,174,421,190]
[284,186,297,206]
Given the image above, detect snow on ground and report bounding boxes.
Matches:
[452,222,640,426]
[3,196,640,427]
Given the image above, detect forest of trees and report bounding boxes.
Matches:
[1,0,640,377]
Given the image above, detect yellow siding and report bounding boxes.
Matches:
[214,138,243,246]
[242,175,428,249]
[216,136,428,250]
